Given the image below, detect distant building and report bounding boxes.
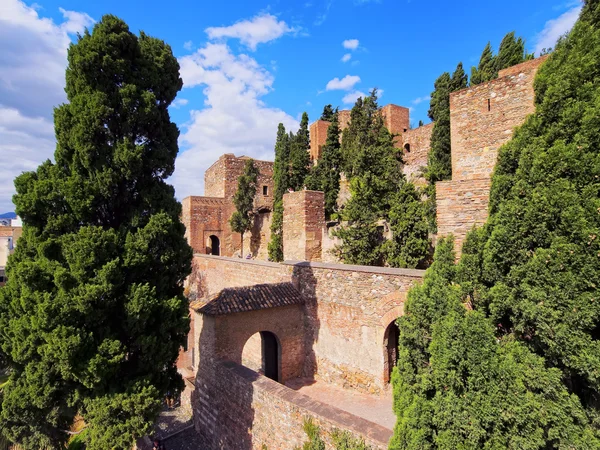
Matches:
[0,220,23,286]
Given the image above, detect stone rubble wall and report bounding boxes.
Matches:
[192,360,391,450]
[436,56,548,255]
[183,255,424,394]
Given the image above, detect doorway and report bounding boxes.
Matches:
[209,235,220,256]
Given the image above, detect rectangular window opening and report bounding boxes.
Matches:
[263,185,268,196]
[487,98,491,112]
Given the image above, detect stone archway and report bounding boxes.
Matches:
[383,320,400,384]
[242,330,281,382]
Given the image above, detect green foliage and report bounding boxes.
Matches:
[0,16,192,449]
[335,90,430,268]
[268,124,290,261]
[299,418,325,450]
[267,200,284,262]
[470,42,495,85]
[230,159,259,258]
[320,104,336,122]
[391,238,598,449]
[305,110,342,219]
[331,429,371,450]
[289,112,311,191]
[495,31,531,73]
[384,183,431,269]
[392,5,600,447]
[471,32,532,86]
[340,90,383,177]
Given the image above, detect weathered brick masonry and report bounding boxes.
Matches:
[182,154,274,258]
[193,360,391,449]
[184,255,424,448]
[437,56,548,254]
[283,190,325,262]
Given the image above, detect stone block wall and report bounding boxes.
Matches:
[204,153,274,210]
[449,58,545,181]
[283,190,325,262]
[436,178,492,254]
[381,104,410,136]
[338,109,351,131]
[437,56,547,255]
[183,154,275,258]
[193,360,390,449]
[184,255,425,394]
[287,261,423,394]
[401,122,433,185]
[181,196,233,255]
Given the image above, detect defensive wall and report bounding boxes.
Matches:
[436,56,548,253]
[182,254,424,448]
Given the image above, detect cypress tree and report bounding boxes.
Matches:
[305,111,342,219]
[392,3,600,447]
[384,182,431,269]
[340,90,381,177]
[494,31,529,74]
[0,16,192,449]
[288,112,311,191]
[470,42,495,85]
[320,104,336,122]
[268,124,290,262]
[229,159,259,258]
[425,72,452,185]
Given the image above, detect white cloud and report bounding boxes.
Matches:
[183,40,193,50]
[412,95,431,105]
[534,4,582,54]
[170,98,189,109]
[314,0,334,26]
[341,53,352,63]
[0,0,94,212]
[342,39,359,50]
[325,75,361,91]
[342,90,367,105]
[174,42,298,199]
[205,13,296,51]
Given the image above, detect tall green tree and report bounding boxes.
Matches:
[471,33,531,86]
[320,104,336,122]
[335,90,430,268]
[470,42,495,85]
[340,91,382,177]
[230,159,259,258]
[305,110,342,219]
[268,124,290,262]
[0,16,192,450]
[392,3,600,447]
[288,112,311,191]
[494,31,530,73]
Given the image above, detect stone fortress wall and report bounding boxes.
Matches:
[177,55,549,448]
[436,56,547,253]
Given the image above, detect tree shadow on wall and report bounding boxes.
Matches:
[291,262,321,384]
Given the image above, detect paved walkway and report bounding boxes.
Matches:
[285,378,395,430]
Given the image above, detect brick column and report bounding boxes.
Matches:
[282,190,325,262]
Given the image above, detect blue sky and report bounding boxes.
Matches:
[0,0,583,211]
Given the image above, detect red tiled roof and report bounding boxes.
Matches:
[191,283,304,316]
